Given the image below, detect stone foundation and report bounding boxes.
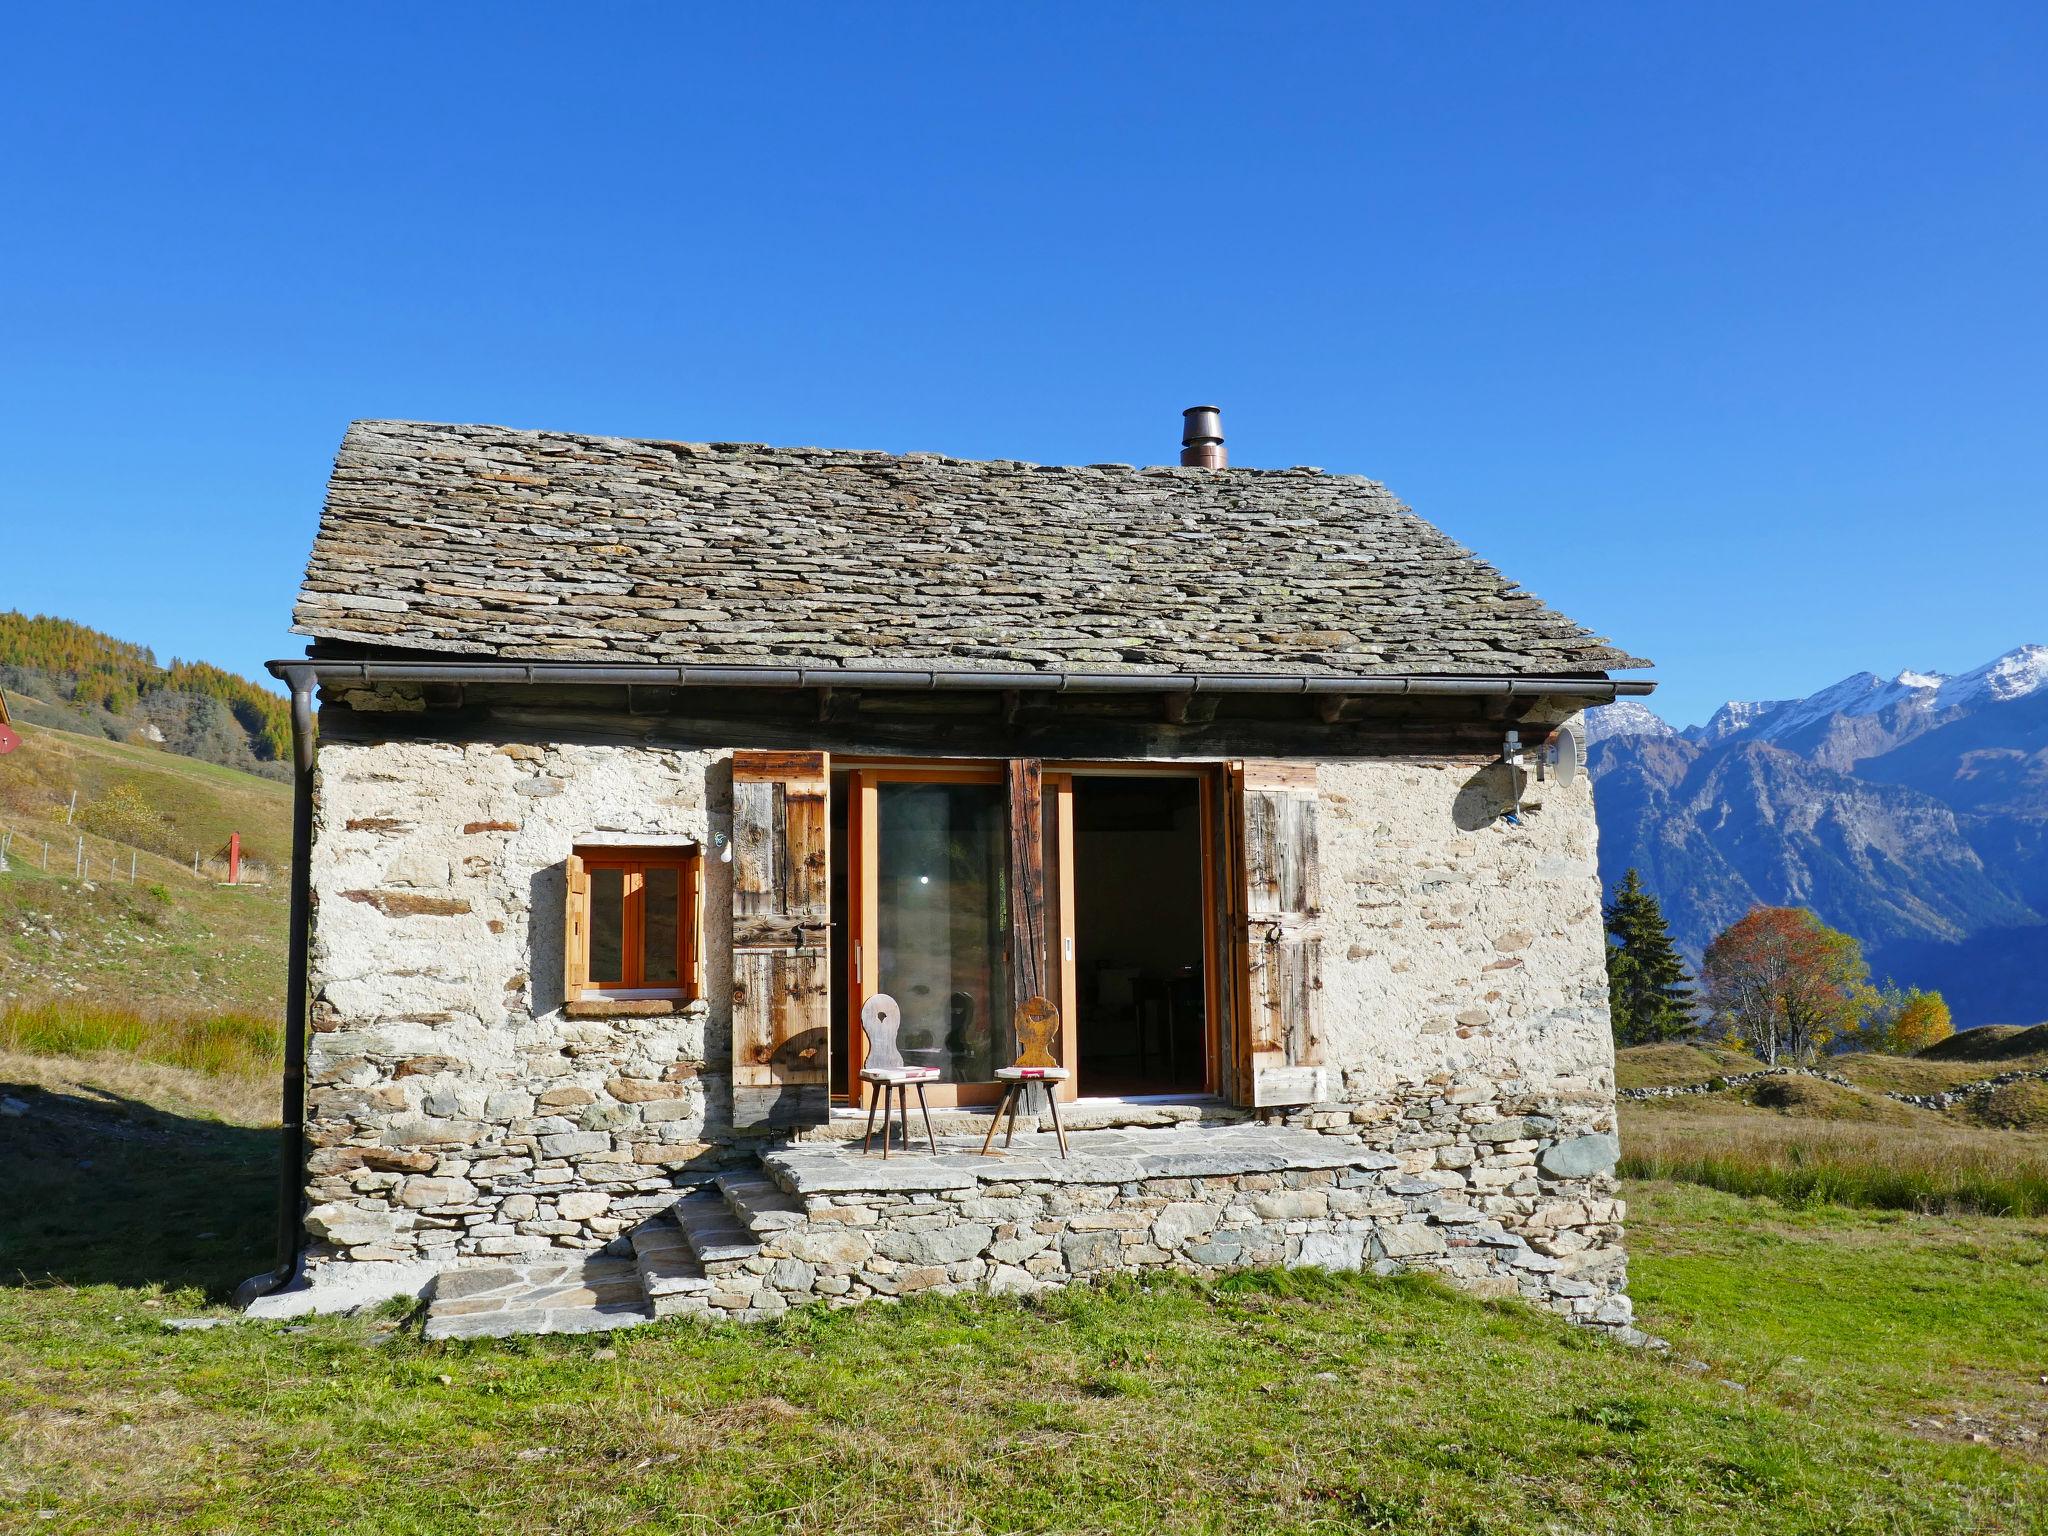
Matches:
[415,1097,1634,1343]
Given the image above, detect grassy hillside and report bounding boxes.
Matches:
[0,610,290,773]
[0,721,289,1017]
[1617,1039,2048,1217]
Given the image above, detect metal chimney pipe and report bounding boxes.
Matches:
[1180,405,1226,469]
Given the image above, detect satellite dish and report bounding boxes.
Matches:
[1545,720,1584,789]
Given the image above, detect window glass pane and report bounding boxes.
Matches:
[589,866,626,984]
[642,864,681,985]
[875,781,1010,1083]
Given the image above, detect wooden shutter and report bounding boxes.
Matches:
[1006,758,1048,1026]
[730,750,831,1129]
[562,852,588,1005]
[686,850,706,1000]
[1227,761,1326,1107]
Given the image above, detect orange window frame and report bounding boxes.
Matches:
[578,847,703,998]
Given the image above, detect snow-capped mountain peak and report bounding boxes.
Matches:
[1583,699,1676,742]
[1935,644,2048,711]
[1684,645,2045,742]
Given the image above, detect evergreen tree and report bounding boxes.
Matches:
[1604,869,1695,1045]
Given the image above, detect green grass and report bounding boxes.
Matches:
[1629,1181,2048,1458]
[1620,1099,2048,1217]
[2,1064,2045,1533]
[0,1002,279,1078]
[0,844,287,1017]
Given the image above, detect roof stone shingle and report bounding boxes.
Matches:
[291,420,1651,676]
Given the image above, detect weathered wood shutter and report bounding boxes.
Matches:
[562,852,588,1005]
[686,852,706,1000]
[1228,761,1326,1107]
[730,751,831,1129]
[1006,758,1048,1025]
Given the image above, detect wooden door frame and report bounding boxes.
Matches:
[837,756,1225,1107]
[1055,763,1224,1100]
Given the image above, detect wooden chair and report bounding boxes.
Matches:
[979,996,1071,1159]
[858,993,939,1157]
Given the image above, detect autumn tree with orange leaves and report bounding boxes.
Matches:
[1701,906,1874,1067]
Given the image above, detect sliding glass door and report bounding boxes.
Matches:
[848,768,1011,1105]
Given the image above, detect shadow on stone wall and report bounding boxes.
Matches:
[1453,761,1518,833]
[0,1082,272,1298]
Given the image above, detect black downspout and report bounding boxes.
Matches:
[237,664,317,1305]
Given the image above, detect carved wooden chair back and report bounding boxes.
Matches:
[1011,996,1061,1070]
[859,993,907,1075]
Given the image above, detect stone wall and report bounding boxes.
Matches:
[667,1089,1633,1339]
[303,738,733,1264]
[301,729,1623,1321]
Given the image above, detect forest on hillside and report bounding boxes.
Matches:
[0,611,290,780]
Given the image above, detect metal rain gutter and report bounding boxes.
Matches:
[267,659,1656,700]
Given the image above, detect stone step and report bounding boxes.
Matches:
[423,1256,654,1341]
[673,1189,761,1265]
[717,1170,806,1234]
[628,1218,711,1315]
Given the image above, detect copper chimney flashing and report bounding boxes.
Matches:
[1180,405,1226,469]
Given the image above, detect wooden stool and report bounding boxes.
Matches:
[979,996,1070,1159]
[857,994,939,1157]
[980,1066,1071,1158]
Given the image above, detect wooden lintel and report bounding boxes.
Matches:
[817,687,861,724]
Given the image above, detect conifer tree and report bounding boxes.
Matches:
[1604,869,1695,1045]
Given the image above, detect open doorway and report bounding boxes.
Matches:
[1071,774,1208,1096]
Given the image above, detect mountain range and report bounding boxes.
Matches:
[1587,645,2048,1027]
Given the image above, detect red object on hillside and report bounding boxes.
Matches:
[0,724,17,756]
[229,832,240,885]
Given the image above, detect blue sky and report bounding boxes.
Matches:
[2,3,2041,728]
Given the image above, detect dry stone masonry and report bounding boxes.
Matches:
[427,1110,1635,1343]
[301,722,1635,1342]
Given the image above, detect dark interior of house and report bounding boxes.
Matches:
[1072,775,1207,1096]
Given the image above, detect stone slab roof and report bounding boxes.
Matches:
[291,420,1651,676]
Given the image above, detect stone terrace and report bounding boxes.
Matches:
[424,1122,1639,1342]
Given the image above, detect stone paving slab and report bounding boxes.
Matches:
[629,1220,710,1299]
[716,1171,806,1233]
[673,1190,760,1262]
[763,1124,1402,1198]
[422,1256,654,1341]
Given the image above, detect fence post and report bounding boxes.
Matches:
[130,848,138,881]
[76,836,84,878]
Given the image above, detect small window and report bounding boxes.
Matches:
[565,846,702,1002]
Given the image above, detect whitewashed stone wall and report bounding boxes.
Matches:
[302,732,1622,1316]
[303,739,733,1264]
[1318,754,1613,1098]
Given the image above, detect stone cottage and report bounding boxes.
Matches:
[250,409,1656,1340]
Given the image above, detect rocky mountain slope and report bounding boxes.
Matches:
[1588,646,2048,1027]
